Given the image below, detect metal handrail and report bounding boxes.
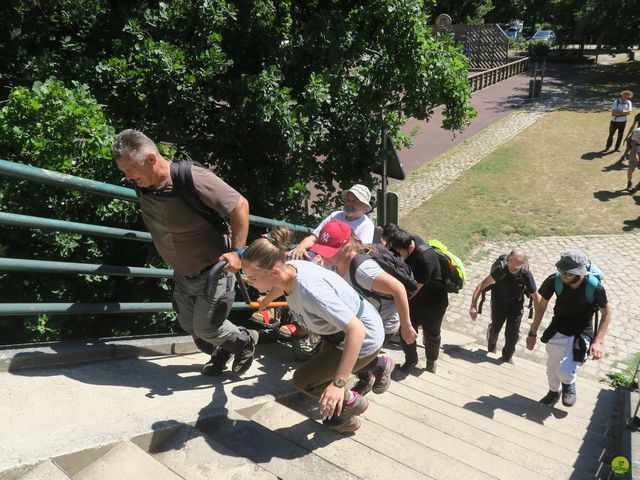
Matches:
[0,212,152,242]
[0,159,313,234]
[0,302,254,315]
[0,258,172,278]
[0,157,314,317]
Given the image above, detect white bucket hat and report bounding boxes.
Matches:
[341,184,372,212]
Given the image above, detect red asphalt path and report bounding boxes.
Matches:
[397,71,534,175]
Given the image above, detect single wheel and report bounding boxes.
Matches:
[291,331,322,361]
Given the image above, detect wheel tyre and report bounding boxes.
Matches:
[292,332,322,361]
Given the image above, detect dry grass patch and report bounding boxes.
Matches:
[401,109,640,260]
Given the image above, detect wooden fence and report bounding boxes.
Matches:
[467,57,529,92]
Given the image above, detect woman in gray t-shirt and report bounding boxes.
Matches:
[242,227,384,434]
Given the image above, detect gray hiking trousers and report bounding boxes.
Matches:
[172,268,251,355]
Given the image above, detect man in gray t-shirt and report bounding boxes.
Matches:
[113,129,257,377]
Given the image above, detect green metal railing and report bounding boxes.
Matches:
[0,158,313,316]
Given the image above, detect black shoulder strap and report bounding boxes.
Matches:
[170,160,229,231]
[415,243,429,255]
[348,252,369,292]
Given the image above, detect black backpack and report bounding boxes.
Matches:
[348,245,418,301]
[478,254,534,319]
[137,159,231,234]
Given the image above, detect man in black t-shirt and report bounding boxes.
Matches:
[526,250,612,407]
[469,249,540,364]
[385,226,449,374]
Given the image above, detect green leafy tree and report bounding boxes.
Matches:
[432,0,495,24]
[2,0,475,220]
[0,1,476,342]
[0,78,172,343]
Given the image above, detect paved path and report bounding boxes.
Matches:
[390,62,640,382]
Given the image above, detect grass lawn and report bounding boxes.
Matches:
[401,108,640,260]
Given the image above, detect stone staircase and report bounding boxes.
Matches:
[0,331,623,480]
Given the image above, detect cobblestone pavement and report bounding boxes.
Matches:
[392,82,640,383]
[445,233,640,382]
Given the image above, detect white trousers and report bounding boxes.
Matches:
[545,332,589,391]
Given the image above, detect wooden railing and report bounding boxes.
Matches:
[467,57,529,93]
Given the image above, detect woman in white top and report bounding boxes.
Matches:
[310,220,418,394]
[242,227,384,433]
[606,90,633,152]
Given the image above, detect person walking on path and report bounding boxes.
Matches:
[469,249,540,364]
[526,250,612,407]
[620,111,640,163]
[625,124,640,191]
[605,90,633,152]
[112,129,258,377]
[288,184,375,259]
[244,227,385,433]
[310,220,418,395]
[384,225,449,374]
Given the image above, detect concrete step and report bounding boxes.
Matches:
[385,346,619,437]
[18,460,71,480]
[194,408,360,480]
[441,342,614,398]
[237,397,434,479]
[131,424,277,480]
[368,385,576,478]
[432,351,618,430]
[386,367,609,473]
[73,441,183,480]
[277,394,495,480]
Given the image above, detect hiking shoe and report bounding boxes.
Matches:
[426,360,437,374]
[353,372,375,396]
[487,344,497,354]
[201,348,232,376]
[539,390,561,406]
[501,356,515,365]
[372,356,395,394]
[627,181,633,191]
[323,415,362,433]
[231,329,259,375]
[561,383,577,407]
[342,391,369,418]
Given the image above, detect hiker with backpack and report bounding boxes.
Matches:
[526,250,612,407]
[112,129,259,378]
[605,90,633,153]
[309,220,419,395]
[625,123,640,192]
[244,226,385,433]
[469,248,540,364]
[287,184,375,260]
[383,225,456,374]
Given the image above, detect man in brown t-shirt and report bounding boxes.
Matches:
[112,129,257,376]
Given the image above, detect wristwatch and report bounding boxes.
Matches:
[332,376,347,388]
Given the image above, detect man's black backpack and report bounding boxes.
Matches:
[137,159,230,234]
[348,245,418,301]
[478,254,534,319]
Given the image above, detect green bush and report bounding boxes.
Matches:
[0,78,172,343]
[528,40,551,57]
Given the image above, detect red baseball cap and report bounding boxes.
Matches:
[309,220,352,259]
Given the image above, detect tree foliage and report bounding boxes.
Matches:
[0,78,173,342]
[0,0,475,342]
[488,0,639,48]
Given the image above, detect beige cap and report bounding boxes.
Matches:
[341,184,372,212]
